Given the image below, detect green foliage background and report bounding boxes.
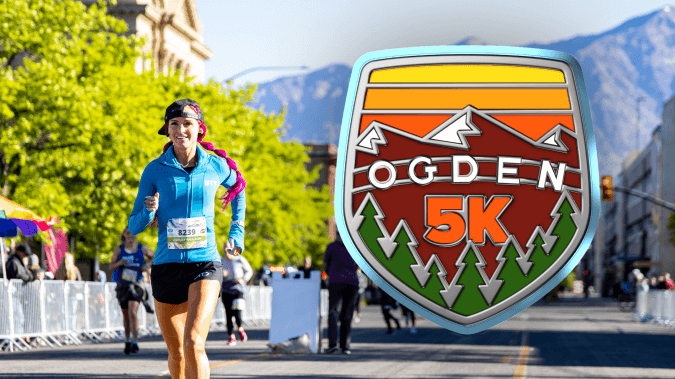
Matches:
[0,0,333,268]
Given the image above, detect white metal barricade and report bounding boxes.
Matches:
[634,289,675,326]
[2,279,325,353]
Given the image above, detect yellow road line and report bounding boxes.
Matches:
[513,330,530,379]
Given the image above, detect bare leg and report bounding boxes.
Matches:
[128,301,140,342]
[184,280,220,379]
[122,308,131,341]
[155,299,188,379]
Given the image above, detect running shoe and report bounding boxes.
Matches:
[239,330,248,342]
[325,346,340,354]
[228,337,237,346]
[124,342,131,355]
[341,349,351,355]
[131,342,139,353]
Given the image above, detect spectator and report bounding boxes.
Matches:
[666,273,675,290]
[298,256,315,279]
[657,275,668,290]
[31,267,45,280]
[255,263,272,286]
[54,252,82,281]
[400,304,417,334]
[5,245,34,283]
[639,278,650,292]
[649,276,658,290]
[323,232,359,355]
[354,268,367,323]
[95,270,107,283]
[28,254,40,271]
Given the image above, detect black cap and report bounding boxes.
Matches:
[16,245,32,255]
[158,99,204,135]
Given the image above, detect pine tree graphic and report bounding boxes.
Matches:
[492,237,534,304]
[491,189,581,304]
[355,193,450,308]
[451,243,490,316]
[526,194,578,279]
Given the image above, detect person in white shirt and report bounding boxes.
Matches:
[220,243,253,346]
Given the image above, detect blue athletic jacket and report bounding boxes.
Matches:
[128,145,245,265]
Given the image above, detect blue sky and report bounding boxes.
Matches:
[196,1,673,87]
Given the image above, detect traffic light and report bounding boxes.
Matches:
[601,176,614,202]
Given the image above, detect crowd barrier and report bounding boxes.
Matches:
[634,289,675,324]
[1,278,329,353]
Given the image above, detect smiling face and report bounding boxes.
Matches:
[168,106,201,150]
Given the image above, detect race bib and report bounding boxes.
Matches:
[121,268,139,282]
[167,217,207,249]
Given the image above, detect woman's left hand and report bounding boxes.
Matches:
[225,238,242,256]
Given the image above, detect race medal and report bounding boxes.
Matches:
[335,46,600,334]
[167,217,207,249]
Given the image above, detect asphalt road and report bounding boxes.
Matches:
[3,297,675,379]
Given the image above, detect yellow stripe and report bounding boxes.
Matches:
[513,331,530,379]
[370,65,565,83]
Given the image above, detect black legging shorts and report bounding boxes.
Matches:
[221,292,243,335]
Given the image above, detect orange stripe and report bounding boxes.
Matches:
[360,114,454,137]
[364,89,570,110]
[491,115,575,140]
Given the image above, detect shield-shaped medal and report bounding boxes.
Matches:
[335,46,600,334]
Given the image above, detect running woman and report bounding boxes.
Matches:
[128,99,246,379]
[220,245,253,346]
[110,227,154,354]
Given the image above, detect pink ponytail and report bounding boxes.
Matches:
[195,119,247,210]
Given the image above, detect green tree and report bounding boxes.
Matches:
[357,197,448,307]
[452,246,489,316]
[0,0,332,268]
[0,0,142,257]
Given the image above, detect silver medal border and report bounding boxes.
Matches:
[335,47,600,334]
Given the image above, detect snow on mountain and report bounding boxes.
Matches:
[249,6,675,176]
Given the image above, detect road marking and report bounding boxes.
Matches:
[154,353,279,378]
[512,330,530,379]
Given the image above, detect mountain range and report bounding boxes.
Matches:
[248,6,675,177]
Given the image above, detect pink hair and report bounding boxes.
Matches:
[150,107,246,227]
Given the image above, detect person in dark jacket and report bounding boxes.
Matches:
[5,245,34,283]
[323,232,359,354]
[379,287,401,334]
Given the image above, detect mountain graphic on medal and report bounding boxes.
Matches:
[355,106,575,155]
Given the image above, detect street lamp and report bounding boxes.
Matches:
[223,66,310,83]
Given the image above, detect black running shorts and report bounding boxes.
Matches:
[116,284,143,310]
[151,261,223,304]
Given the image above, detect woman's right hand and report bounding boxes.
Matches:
[145,192,159,212]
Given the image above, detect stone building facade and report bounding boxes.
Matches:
[79,0,213,83]
[598,95,675,295]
